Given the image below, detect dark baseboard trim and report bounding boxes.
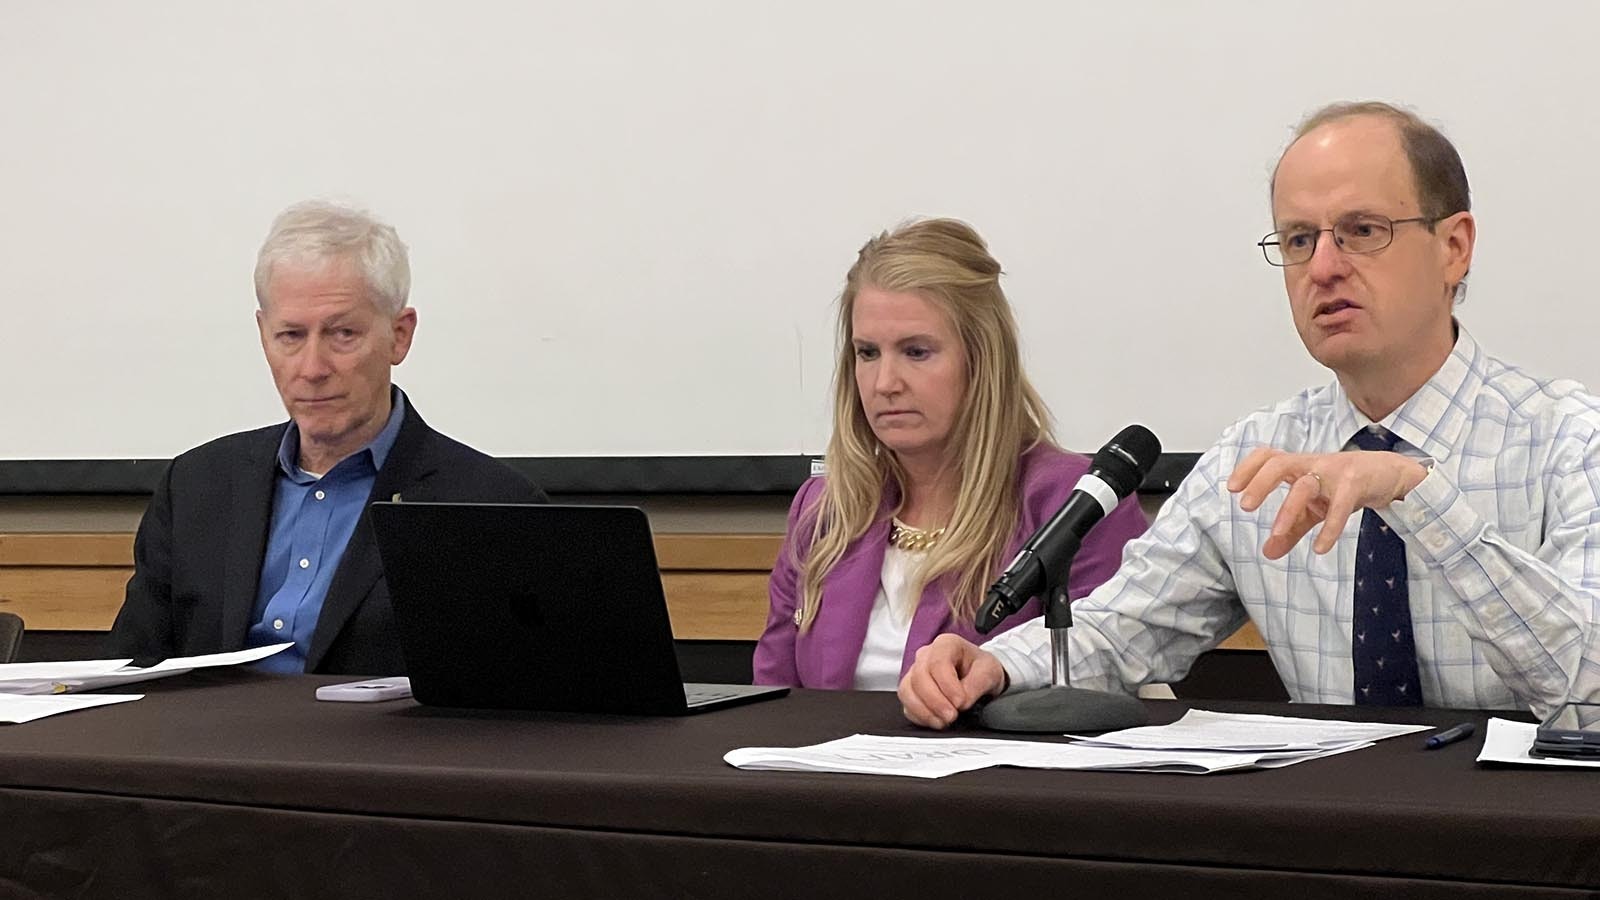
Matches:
[0,453,1202,497]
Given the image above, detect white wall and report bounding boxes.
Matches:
[3,1,1596,459]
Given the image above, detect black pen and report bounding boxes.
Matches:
[1424,722,1476,750]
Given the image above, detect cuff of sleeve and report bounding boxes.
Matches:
[1381,460,1483,565]
[988,643,1050,694]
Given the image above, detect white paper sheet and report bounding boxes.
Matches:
[724,733,1372,778]
[132,643,293,673]
[1068,709,1430,752]
[0,643,293,695]
[726,735,1028,778]
[0,658,132,682]
[1476,717,1600,769]
[0,693,143,724]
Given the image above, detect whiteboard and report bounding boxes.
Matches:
[3,1,1596,461]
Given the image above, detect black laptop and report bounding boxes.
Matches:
[369,502,788,715]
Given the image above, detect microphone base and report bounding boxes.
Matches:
[978,685,1148,734]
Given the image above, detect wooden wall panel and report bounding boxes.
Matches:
[0,566,131,630]
[655,535,781,571]
[662,573,770,641]
[0,533,134,567]
[1217,626,1265,651]
[0,532,1266,651]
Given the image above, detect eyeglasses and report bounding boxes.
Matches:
[1258,214,1436,267]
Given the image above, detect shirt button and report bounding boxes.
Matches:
[273,618,285,630]
[299,558,310,569]
[315,490,326,501]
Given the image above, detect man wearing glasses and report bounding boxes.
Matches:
[900,100,1600,725]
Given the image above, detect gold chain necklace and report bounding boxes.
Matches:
[888,518,944,552]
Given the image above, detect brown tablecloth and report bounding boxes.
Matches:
[0,670,1595,899]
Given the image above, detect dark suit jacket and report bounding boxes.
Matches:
[107,397,548,675]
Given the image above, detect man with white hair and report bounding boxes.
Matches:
[108,200,547,674]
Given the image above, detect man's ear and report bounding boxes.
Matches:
[1440,211,1476,300]
[390,307,417,365]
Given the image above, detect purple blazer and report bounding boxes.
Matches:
[753,444,1149,689]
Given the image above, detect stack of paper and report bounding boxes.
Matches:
[1068,709,1430,752]
[1476,717,1600,769]
[0,643,291,695]
[725,710,1430,778]
[0,643,292,724]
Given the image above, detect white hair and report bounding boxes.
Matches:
[253,200,411,316]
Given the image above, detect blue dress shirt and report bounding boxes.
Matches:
[246,391,406,673]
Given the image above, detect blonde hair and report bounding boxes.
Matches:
[795,218,1056,630]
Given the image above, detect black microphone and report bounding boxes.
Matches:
[974,425,1161,634]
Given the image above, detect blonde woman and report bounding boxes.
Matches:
[755,219,1147,690]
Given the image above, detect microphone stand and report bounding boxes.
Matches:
[978,562,1148,734]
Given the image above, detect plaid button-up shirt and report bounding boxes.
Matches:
[989,326,1600,714]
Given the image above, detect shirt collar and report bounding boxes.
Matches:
[275,386,408,481]
[1329,322,1483,462]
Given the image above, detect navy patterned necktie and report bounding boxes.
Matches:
[1349,426,1422,706]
